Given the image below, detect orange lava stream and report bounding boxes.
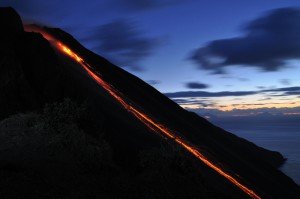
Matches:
[26,27,261,199]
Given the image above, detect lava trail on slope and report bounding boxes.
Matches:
[25,26,261,199]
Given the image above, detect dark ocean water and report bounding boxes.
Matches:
[211,121,300,185]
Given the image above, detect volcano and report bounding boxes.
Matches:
[0,7,299,199]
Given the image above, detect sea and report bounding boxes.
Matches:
[211,120,300,185]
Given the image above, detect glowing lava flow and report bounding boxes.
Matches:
[27,27,261,199]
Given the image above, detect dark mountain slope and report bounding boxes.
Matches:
[43,26,300,198]
[0,7,299,198]
[0,7,161,169]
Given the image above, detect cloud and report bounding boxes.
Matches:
[257,86,266,89]
[238,78,250,82]
[114,0,187,11]
[172,98,215,107]
[85,20,163,71]
[280,79,291,85]
[185,82,210,89]
[219,75,249,81]
[192,107,300,128]
[165,86,300,98]
[284,91,300,96]
[264,86,300,92]
[147,80,161,85]
[258,97,272,101]
[189,8,300,74]
[165,91,257,98]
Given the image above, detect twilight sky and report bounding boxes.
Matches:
[2,0,300,115]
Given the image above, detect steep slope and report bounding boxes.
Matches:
[41,25,300,199]
[0,7,299,198]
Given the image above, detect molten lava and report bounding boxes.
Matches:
[25,26,261,199]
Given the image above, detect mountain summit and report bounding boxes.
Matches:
[0,7,299,199]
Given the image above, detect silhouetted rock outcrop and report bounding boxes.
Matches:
[0,7,23,37]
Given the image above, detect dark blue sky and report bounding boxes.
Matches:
[2,0,300,113]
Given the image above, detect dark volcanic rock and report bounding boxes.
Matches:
[0,7,65,119]
[0,31,63,119]
[0,7,23,37]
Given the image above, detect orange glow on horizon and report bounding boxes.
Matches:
[179,100,300,111]
[26,26,261,199]
[218,103,300,111]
